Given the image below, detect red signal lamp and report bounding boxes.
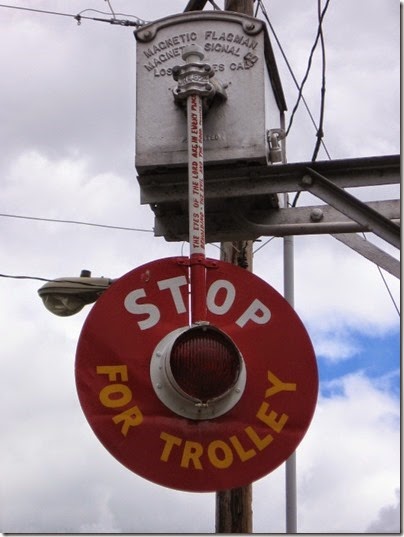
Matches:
[150,325,246,420]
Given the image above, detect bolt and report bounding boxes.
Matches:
[301,174,313,186]
[245,22,255,31]
[235,387,241,393]
[156,383,162,389]
[310,208,324,222]
[142,30,152,40]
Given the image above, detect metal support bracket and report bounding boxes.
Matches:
[267,128,285,164]
[172,44,227,113]
[176,256,219,269]
[331,233,400,278]
[302,167,400,249]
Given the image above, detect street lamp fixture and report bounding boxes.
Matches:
[38,270,113,317]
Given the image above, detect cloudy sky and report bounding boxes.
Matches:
[0,0,400,534]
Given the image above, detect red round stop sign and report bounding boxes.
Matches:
[75,257,318,492]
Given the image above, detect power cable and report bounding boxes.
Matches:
[376,264,400,317]
[289,0,330,208]
[255,7,397,323]
[253,236,276,254]
[75,8,147,21]
[0,273,111,287]
[0,273,54,283]
[257,0,331,160]
[284,0,331,138]
[376,265,401,317]
[360,232,400,317]
[105,0,116,19]
[311,0,328,163]
[0,212,154,233]
[0,3,148,27]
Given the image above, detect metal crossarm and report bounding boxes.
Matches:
[331,233,400,278]
[302,167,400,249]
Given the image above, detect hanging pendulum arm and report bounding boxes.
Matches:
[172,45,216,324]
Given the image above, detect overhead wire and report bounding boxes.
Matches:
[255,2,398,319]
[284,0,331,138]
[0,3,148,27]
[376,264,400,317]
[253,236,276,254]
[1,1,398,318]
[291,0,330,207]
[75,8,147,21]
[360,232,400,317]
[0,212,154,233]
[257,0,331,159]
[0,274,55,283]
[311,0,328,163]
[104,0,117,19]
[0,273,111,287]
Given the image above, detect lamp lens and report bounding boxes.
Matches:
[43,295,85,317]
[169,327,241,402]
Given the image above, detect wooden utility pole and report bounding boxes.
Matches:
[183,0,255,531]
[184,0,209,11]
[224,0,254,16]
[215,3,255,534]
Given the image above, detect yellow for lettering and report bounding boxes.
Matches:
[181,441,203,470]
[96,365,128,382]
[160,432,182,462]
[265,370,296,398]
[229,435,256,462]
[208,440,233,469]
[112,405,143,436]
[99,384,132,408]
[245,425,273,451]
[256,402,288,433]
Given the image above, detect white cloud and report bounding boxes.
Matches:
[1,321,399,533]
[312,330,362,362]
[250,371,401,533]
[298,373,399,532]
[78,487,121,533]
[366,488,400,533]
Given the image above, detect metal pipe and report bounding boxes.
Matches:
[172,46,222,320]
[283,216,297,534]
[233,216,401,237]
[282,101,297,532]
[188,91,207,323]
